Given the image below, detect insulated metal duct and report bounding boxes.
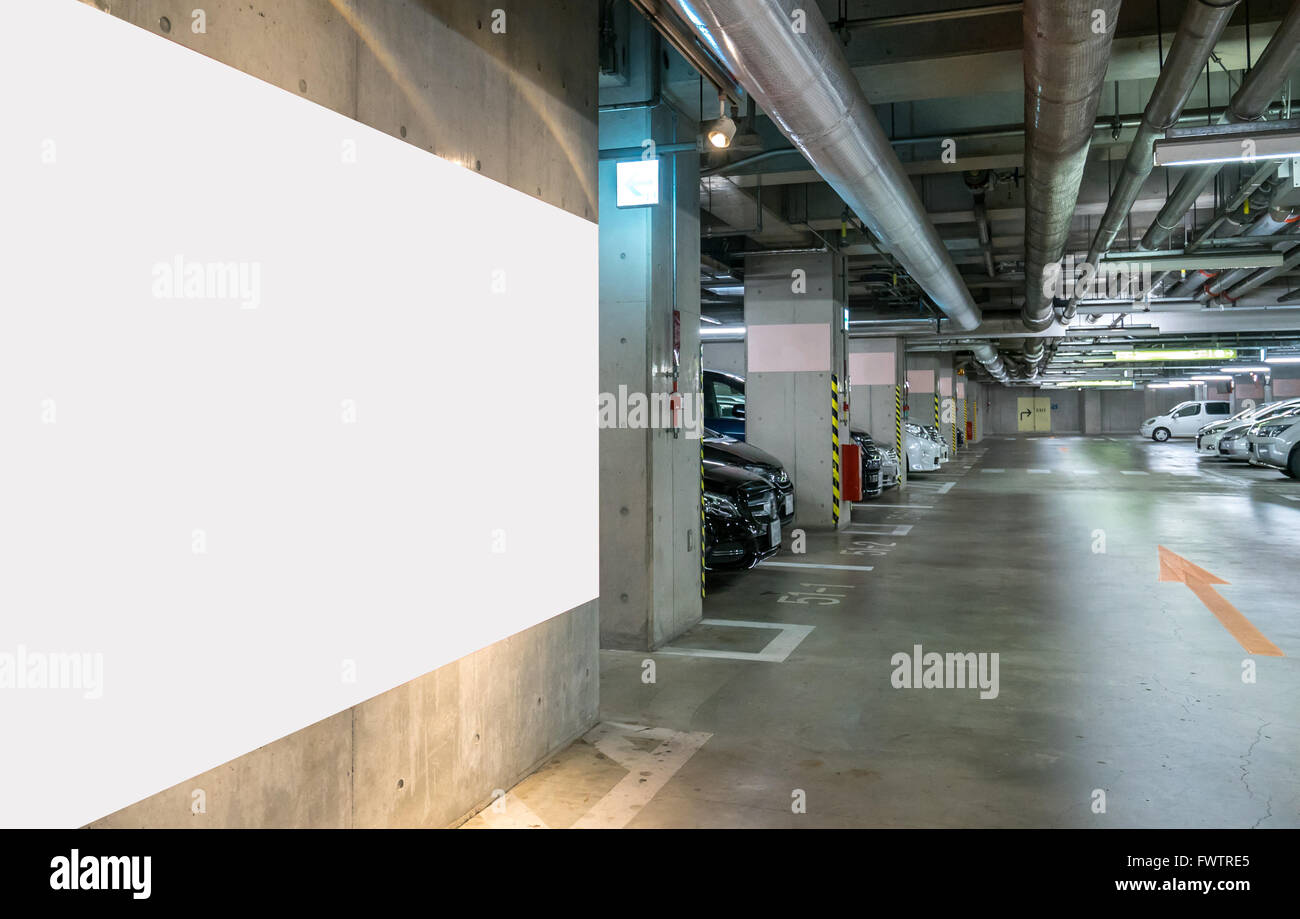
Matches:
[1062,0,1242,323]
[1140,1,1300,251]
[667,0,984,336]
[1020,0,1121,334]
[970,342,1010,382]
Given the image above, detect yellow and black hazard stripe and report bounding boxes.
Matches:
[831,374,841,525]
[934,389,940,447]
[700,367,706,599]
[894,384,902,457]
[949,389,957,453]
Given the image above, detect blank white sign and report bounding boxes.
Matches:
[0,1,598,827]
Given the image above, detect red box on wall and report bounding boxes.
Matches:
[841,443,861,502]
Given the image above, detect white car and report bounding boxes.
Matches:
[904,423,942,472]
[1140,399,1232,441]
[1197,399,1300,456]
[923,425,951,463]
[1246,407,1300,476]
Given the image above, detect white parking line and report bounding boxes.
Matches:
[981,468,1006,473]
[1071,469,1098,475]
[1282,495,1300,502]
[657,619,815,663]
[569,723,713,829]
[1121,470,1149,476]
[760,561,874,572]
[846,524,913,536]
[852,503,934,509]
[1027,469,1051,474]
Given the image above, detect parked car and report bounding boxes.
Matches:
[1198,399,1300,456]
[923,424,951,463]
[702,460,782,571]
[850,429,890,497]
[703,369,747,440]
[903,422,942,472]
[1246,407,1300,476]
[1140,399,1232,441]
[703,428,794,525]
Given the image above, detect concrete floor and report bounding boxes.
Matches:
[468,435,1300,828]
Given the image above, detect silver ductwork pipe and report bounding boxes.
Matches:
[668,0,983,333]
[1140,2,1300,251]
[1062,0,1242,322]
[969,342,1010,382]
[1020,0,1121,333]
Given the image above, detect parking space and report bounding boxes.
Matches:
[463,436,1298,828]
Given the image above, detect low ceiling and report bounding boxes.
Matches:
[652,0,1300,385]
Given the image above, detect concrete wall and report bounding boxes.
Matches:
[703,340,745,376]
[597,15,702,650]
[848,338,903,447]
[82,0,600,827]
[744,252,849,527]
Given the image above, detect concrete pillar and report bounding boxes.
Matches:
[906,353,941,428]
[967,381,985,443]
[598,65,702,649]
[743,252,849,527]
[1082,389,1103,434]
[937,362,955,453]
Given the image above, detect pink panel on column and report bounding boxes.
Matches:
[747,323,831,372]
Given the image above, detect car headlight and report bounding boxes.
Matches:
[703,491,741,518]
[1256,422,1294,438]
[905,423,922,435]
[742,463,788,486]
[1143,418,1156,425]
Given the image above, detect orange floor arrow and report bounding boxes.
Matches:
[1157,546,1283,656]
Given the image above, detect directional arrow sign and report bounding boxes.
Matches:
[1157,546,1283,656]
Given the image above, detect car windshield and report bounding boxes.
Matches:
[1255,401,1300,421]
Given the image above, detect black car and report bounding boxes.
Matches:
[850,429,889,498]
[702,428,795,525]
[702,460,782,571]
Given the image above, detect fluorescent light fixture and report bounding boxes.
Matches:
[1219,366,1270,373]
[703,284,744,296]
[1194,374,1233,380]
[1113,348,1236,361]
[1264,355,1300,364]
[1154,125,1300,167]
[700,315,721,325]
[1051,380,1134,388]
[615,158,660,207]
[1100,248,1284,270]
[701,325,745,337]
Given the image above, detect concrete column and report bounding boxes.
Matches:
[937,362,955,453]
[743,252,849,527]
[906,353,941,428]
[597,29,702,649]
[967,381,985,443]
[1083,389,1103,434]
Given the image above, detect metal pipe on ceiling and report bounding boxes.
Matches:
[1140,2,1300,251]
[1062,0,1244,325]
[666,0,986,347]
[1020,0,1122,342]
